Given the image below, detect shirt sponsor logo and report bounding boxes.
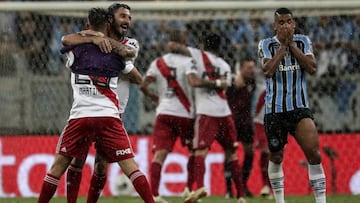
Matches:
[278,64,300,71]
[116,148,132,156]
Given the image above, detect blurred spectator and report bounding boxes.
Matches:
[49,17,81,75]
[15,12,53,75]
[0,32,26,76]
[308,16,347,77]
[229,18,272,61]
[342,14,360,73]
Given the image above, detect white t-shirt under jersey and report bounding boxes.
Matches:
[188,47,232,117]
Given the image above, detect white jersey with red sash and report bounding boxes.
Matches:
[188,47,232,117]
[145,53,195,119]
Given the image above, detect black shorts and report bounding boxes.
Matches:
[264,108,314,152]
[235,122,254,144]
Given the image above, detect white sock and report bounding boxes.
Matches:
[308,164,326,203]
[268,161,285,203]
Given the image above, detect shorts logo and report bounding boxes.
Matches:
[116,148,132,156]
[61,147,67,152]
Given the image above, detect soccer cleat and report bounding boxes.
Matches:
[183,187,207,203]
[183,187,190,197]
[260,185,273,199]
[244,188,253,198]
[237,197,247,203]
[153,196,169,203]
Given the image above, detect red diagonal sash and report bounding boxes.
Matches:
[201,51,226,99]
[156,57,191,113]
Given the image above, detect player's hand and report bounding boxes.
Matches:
[220,79,228,89]
[150,95,159,107]
[78,30,104,37]
[277,27,288,45]
[285,26,294,45]
[93,37,112,53]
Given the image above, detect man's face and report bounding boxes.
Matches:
[111,7,131,38]
[241,60,256,80]
[273,13,295,33]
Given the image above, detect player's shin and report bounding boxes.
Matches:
[308,164,326,203]
[268,161,285,203]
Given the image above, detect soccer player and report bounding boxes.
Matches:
[258,7,326,203]
[225,58,256,198]
[37,7,154,203]
[252,75,272,199]
[140,29,195,203]
[170,33,246,203]
[61,3,143,203]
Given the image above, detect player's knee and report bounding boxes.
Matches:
[94,162,107,175]
[269,151,283,164]
[306,149,322,165]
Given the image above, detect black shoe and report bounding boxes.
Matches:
[244,188,253,198]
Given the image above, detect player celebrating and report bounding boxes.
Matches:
[37,7,154,203]
[170,33,247,203]
[252,73,272,199]
[258,7,326,203]
[140,29,195,203]
[61,3,143,203]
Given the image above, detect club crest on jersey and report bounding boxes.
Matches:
[128,41,138,49]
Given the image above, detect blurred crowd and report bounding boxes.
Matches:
[1,12,359,76]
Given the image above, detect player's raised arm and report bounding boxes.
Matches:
[187,72,227,90]
[61,32,112,53]
[167,41,191,57]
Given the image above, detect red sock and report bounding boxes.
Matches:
[187,155,195,191]
[37,174,59,203]
[86,173,107,203]
[229,160,245,198]
[193,156,205,189]
[66,164,83,203]
[129,170,155,203]
[260,151,270,186]
[150,162,162,196]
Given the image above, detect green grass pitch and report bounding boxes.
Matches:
[0,195,358,203]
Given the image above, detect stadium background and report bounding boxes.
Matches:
[0,0,359,198]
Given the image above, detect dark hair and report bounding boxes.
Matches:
[240,56,255,66]
[203,33,221,52]
[88,8,109,31]
[169,29,185,44]
[274,7,293,17]
[108,3,131,16]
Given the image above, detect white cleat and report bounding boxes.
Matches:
[260,185,274,199]
[237,197,247,203]
[153,196,169,203]
[183,187,207,203]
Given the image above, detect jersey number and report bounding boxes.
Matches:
[75,74,111,88]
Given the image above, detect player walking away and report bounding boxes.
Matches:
[258,7,326,203]
[140,29,196,203]
[252,72,273,199]
[37,8,154,203]
[225,58,256,198]
[169,33,247,203]
[61,3,143,203]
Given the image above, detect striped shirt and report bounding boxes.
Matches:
[258,34,314,114]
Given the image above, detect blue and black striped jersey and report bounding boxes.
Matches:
[258,34,314,114]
